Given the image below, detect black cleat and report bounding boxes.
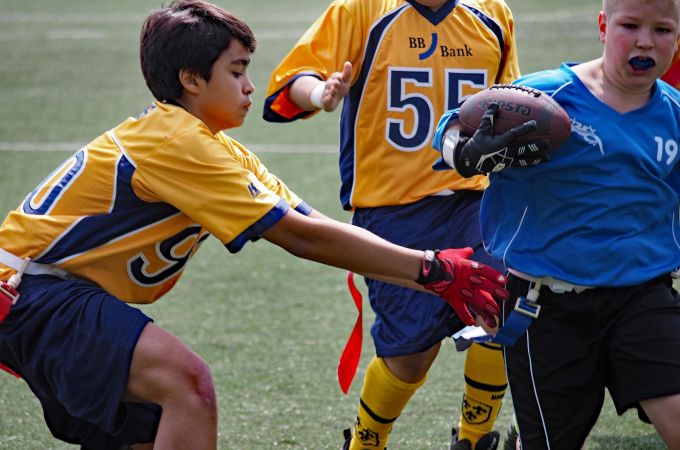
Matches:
[341,428,352,450]
[503,417,519,450]
[450,428,500,450]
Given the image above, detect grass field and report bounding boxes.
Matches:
[0,0,670,449]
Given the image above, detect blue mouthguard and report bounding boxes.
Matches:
[630,57,655,69]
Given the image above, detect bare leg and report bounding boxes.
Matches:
[124,323,218,450]
[641,393,680,449]
[383,341,441,382]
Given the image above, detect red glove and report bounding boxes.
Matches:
[417,248,508,328]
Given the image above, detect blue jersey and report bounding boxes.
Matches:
[478,64,680,286]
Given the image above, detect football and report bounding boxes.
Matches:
[458,84,571,150]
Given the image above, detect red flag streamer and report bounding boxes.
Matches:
[337,271,363,394]
[0,363,21,378]
[0,281,21,378]
[662,59,680,87]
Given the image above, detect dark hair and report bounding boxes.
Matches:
[140,0,257,102]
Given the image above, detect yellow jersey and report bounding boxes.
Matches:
[264,0,520,209]
[0,102,308,303]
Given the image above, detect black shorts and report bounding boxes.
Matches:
[503,274,680,450]
[0,274,160,449]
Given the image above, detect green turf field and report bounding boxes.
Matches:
[0,0,669,448]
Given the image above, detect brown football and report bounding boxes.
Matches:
[458,84,571,150]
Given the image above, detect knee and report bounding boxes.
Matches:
[128,324,216,416]
[145,351,217,423]
[175,356,216,413]
[384,343,440,383]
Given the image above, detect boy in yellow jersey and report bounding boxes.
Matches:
[263,1,546,449]
[0,1,513,449]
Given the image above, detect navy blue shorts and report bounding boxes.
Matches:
[352,191,503,357]
[0,274,160,449]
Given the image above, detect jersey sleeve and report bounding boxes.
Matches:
[131,127,289,253]
[512,64,573,94]
[491,1,521,84]
[262,0,364,122]
[666,81,680,193]
[216,132,312,215]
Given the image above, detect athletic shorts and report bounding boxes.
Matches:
[0,274,160,449]
[352,191,503,357]
[504,274,680,450]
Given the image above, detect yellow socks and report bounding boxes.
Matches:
[457,342,507,445]
[349,356,426,450]
[347,345,505,449]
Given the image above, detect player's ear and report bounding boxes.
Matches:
[598,10,607,43]
[179,68,202,95]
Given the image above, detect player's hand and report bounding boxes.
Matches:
[443,103,550,178]
[320,61,352,111]
[474,309,499,334]
[417,248,508,328]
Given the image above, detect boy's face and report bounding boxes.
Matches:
[192,40,255,132]
[600,0,679,91]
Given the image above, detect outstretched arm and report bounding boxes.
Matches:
[303,209,423,291]
[288,61,352,112]
[261,208,508,329]
[263,207,421,282]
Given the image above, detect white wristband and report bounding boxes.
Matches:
[441,129,462,170]
[309,82,325,109]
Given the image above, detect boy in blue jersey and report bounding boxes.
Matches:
[0,1,510,449]
[263,1,547,449]
[433,0,680,448]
